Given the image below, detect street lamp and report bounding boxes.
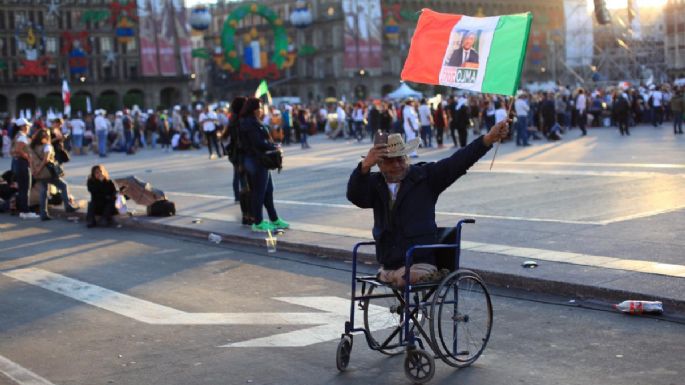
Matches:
[79,75,86,83]
[359,69,366,76]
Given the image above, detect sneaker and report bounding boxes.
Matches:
[20,212,40,220]
[251,220,276,232]
[270,218,290,229]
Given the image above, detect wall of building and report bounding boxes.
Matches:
[0,0,189,117]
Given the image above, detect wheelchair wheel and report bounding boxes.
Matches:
[404,349,435,384]
[362,285,405,355]
[336,335,353,371]
[429,270,492,368]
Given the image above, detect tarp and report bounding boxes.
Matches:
[114,176,166,206]
[385,83,423,100]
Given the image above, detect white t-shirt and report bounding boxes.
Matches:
[171,133,181,148]
[387,183,399,201]
[70,119,85,136]
[495,108,507,124]
[199,111,217,132]
[403,105,419,131]
[16,132,29,145]
[514,99,530,117]
[418,104,432,126]
[651,91,663,107]
[576,94,587,113]
[336,106,346,122]
[94,115,109,132]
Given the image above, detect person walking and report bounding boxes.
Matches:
[433,102,448,148]
[69,113,86,155]
[94,109,110,157]
[239,97,289,232]
[614,92,631,136]
[575,89,588,136]
[418,98,433,148]
[200,105,222,159]
[352,102,366,142]
[454,95,470,147]
[514,93,530,146]
[671,89,684,135]
[402,99,420,157]
[10,119,36,218]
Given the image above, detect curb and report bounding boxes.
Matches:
[51,210,685,316]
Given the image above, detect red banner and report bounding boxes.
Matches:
[137,0,159,76]
[174,1,192,75]
[157,1,178,76]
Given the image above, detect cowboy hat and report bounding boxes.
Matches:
[15,118,31,127]
[380,133,421,158]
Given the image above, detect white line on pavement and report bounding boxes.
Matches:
[1,268,345,326]
[0,354,55,385]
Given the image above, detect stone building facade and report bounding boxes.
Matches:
[665,0,685,78]
[0,0,189,118]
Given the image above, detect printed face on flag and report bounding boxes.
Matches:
[439,16,498,92]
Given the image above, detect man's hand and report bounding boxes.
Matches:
[484,119,510,146]
[361,144,388,174]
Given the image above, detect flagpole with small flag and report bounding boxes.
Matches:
[255,80,272,106]
[62,78,71,118]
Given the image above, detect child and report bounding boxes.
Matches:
[86,164,117,228]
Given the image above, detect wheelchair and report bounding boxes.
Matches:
[336,219,493,384]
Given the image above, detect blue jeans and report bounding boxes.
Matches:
[124,130,134,152]
[72,134,83,152]
[516,116,529,145]
[39,176,76,218]
[420,125,433,147]
[354,121,364,141]
[96,130,107,156]
[243,155,278,224]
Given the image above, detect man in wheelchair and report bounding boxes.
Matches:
[346,119,509,287]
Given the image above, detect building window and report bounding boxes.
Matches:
[101,37,112,53]
[127,39,137,52]
[45,37,58,54]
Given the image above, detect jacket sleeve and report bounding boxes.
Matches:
[427,135,491,194]
[346,162,376,209]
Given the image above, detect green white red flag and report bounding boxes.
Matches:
[401,9,532,96]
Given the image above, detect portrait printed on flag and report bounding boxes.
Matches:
[438,19,497,91]
[445,30,481,69]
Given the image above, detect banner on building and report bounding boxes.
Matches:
[343,0,383,71]
[157,0,178,76]
[137,0,159,76]
[174,0,193,75]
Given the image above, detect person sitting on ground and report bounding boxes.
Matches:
[347,120,509,287]
[171,131,192,151]
[86,164,117,228]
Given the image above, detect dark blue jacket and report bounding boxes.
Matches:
[240,116,277,157]
[347,136,491,269]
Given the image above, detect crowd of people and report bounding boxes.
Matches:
[1,81,682,228]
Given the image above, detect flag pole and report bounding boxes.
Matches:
[489,99,515,171]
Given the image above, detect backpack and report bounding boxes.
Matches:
[146,199,176,217]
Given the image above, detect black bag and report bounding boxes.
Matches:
[146,199,176,217]
[259,150,283,171]
[46,162,65,178]
[54,144,70,163]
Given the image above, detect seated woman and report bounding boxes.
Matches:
[86,164,117,228]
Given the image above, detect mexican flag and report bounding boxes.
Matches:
[62,78,71,117]
[254,79,272,105]
[401,10,532,96]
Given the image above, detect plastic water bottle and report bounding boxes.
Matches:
[208,233,222,244]
[614,300,663,315]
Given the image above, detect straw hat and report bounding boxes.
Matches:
[382,133,421,158]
